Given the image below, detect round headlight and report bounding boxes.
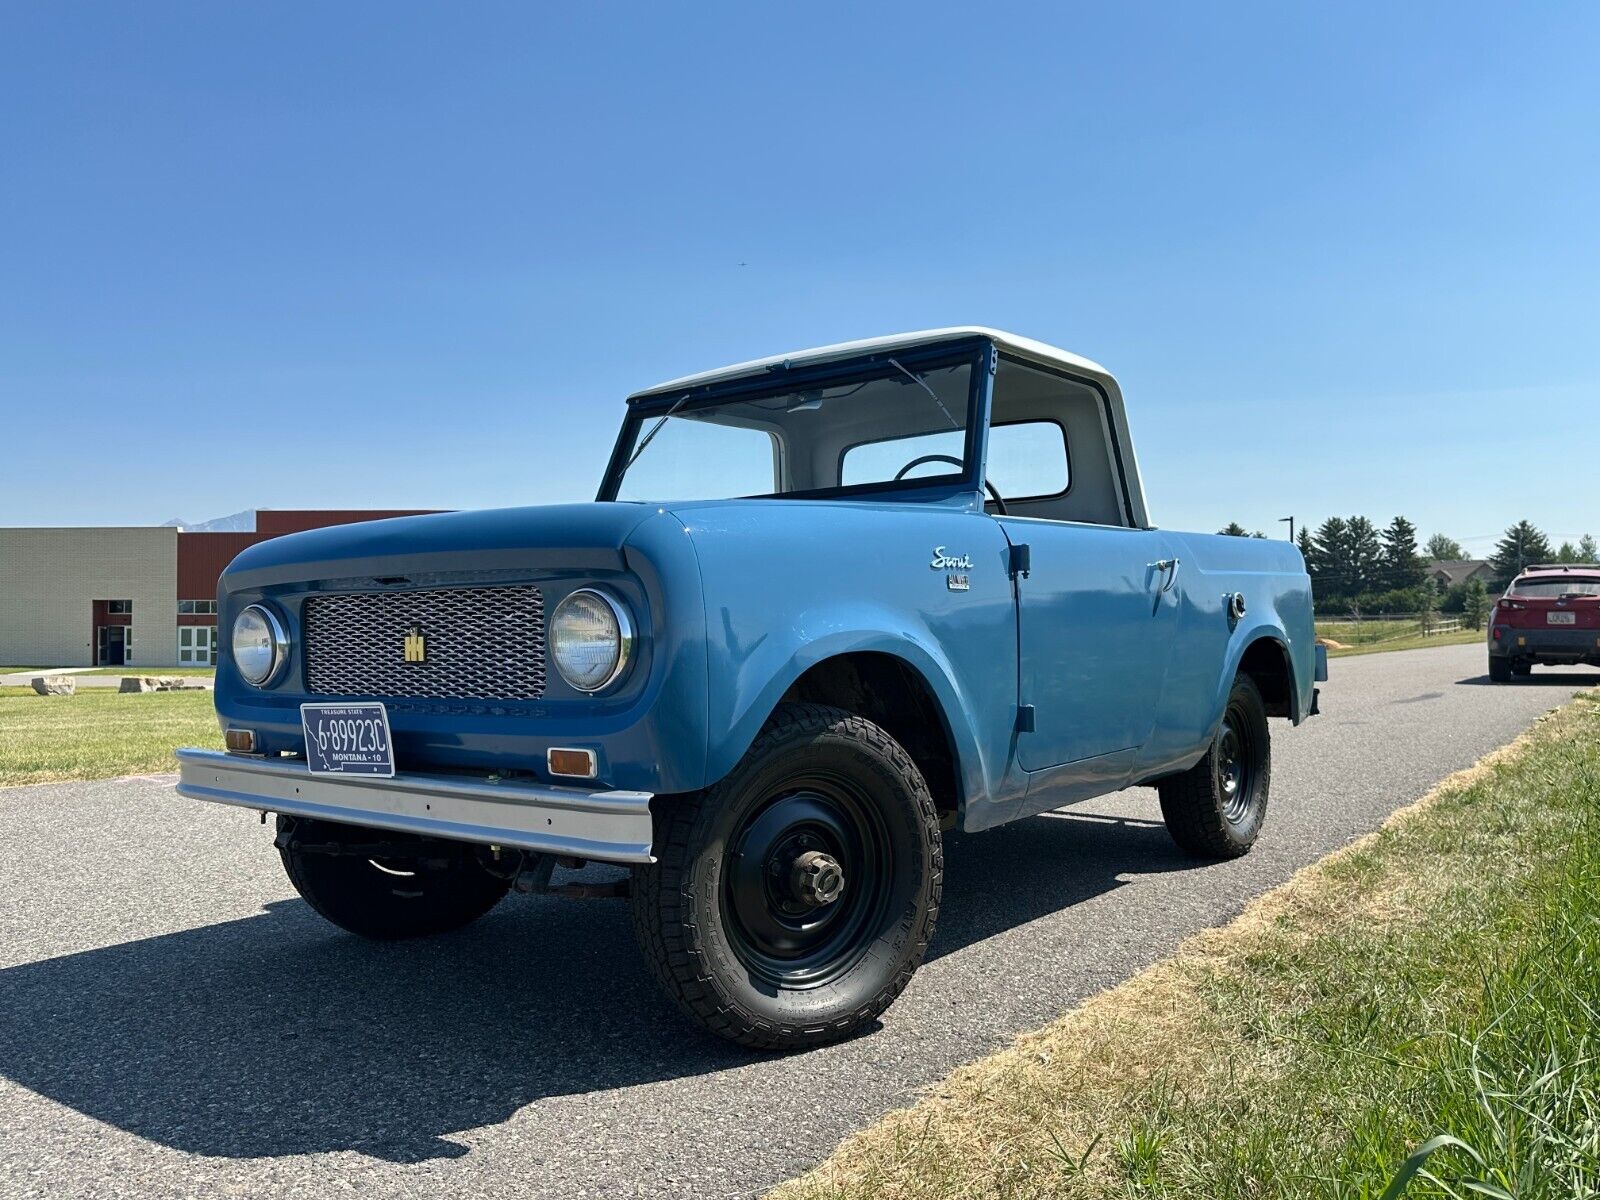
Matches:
[232,604,289,686]
[550,589,633,692]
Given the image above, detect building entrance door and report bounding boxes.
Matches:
[178,624,216,665]
[97,625,127,666]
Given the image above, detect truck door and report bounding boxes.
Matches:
[998,519,1181,771]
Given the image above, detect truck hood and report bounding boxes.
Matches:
[222,502,663,588]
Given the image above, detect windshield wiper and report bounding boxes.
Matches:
[620,392,692,476]
[887,357,960,430]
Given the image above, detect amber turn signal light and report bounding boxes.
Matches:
[547,748,597,779]
[224,728,257,754]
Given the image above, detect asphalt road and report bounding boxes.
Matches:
[2,643,1596,1200]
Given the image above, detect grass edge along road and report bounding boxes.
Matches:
[1314,619,1484,659]
[773,690,1600,1200]
[0,687,222,787]
[1323,628,1482,659]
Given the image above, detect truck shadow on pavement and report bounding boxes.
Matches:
[1456,669,1600,687]
[0,809,1195,1164]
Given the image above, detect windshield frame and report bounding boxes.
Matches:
[597,338,993,504]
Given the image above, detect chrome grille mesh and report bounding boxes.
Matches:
[303,586,546,700]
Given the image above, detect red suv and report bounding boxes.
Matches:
[1488,565,1600,681]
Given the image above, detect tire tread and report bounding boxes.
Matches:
[630,703,942,1051]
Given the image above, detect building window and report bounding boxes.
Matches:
[178,600,218,615]
[106,599,133,615]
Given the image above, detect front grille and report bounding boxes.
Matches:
[303,585,546,701]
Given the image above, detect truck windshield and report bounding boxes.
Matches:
[606,358,976,503]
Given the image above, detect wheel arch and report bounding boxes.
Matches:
[706,637,983,828]
[776,652,964,827]
[1233,633,1297,721]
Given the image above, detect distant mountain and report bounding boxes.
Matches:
[161,509,257,533]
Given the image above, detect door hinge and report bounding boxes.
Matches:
[1016,704,1036,733]
[1008,543,1031,579]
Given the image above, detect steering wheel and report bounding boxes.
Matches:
[892,454,1008,514]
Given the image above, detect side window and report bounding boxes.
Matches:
[840,429,965,487]
[986,421,1069,499]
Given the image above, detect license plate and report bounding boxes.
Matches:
[301,702,395,777]
[1548,611,1577,625]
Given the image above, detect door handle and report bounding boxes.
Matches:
[1149,558,1181,594]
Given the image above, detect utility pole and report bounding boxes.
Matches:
[1280,516,1295,542]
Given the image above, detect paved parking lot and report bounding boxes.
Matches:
[1,644,1595,1200]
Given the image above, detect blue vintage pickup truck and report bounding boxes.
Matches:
[178,328,1324,1049]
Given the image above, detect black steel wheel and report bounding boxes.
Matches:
[1157,674,1271,858]
[277,817,510,939]
[631,703,942,1051]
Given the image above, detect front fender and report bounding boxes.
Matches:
[704,615,996,816]
[669,498,1020,827]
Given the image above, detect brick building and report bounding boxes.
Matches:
[0,511,431,668]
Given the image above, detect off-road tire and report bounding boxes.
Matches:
[1488,656,1512,683]
[630,703,942,1051]
[1158,674,1270,859]
[278,817,510,939]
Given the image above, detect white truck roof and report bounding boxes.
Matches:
[628,328,1151,529]
[629,326,1112,398]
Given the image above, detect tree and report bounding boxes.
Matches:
[1346,516,1384,596]
[1310,517,1351,600]
[1580,534,1599,564]
[1556,541,1578,563]
[1218,522,1250,537]
[1425,533,1465,561]
[1417,576,1439,633]
[1462,577,1490,630]
[1489,520,1554,583]
[1381,516,1426,590]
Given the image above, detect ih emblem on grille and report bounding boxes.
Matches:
[402,625,427,664]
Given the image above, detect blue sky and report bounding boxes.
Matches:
[3,3,1596,554]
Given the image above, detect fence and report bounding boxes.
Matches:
[1314,612,1470,646]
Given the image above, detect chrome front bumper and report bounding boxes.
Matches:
[175,748,655,863]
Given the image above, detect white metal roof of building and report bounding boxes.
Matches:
[629,327,1113,398]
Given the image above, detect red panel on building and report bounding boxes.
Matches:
[177,533,257,600]
[176,510,445,605]
[255,510,438,538]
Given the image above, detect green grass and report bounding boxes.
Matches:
[1325,628,1483,658]
[1315,619,1484,658]
[775,691,1600,1200]
[0,686,222,787]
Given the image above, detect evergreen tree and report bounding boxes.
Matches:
[1424,533,1465,561]
[1580,534,1599,564]
[1381,516,1426,590]
[1296,526,1316,566]
[1311,517,1351,599]
[1346,516,1384,596]
[1489,521,1554,583]
[1556,541,1578,563]
[1218,522,1250,537]
[1417,576,1439,632]
[1462,577,1490,629]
